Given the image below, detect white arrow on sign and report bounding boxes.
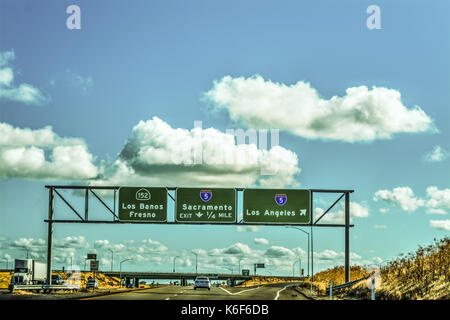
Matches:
[196,213,203,218]
[300,209,307,216]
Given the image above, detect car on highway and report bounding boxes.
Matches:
[194,276,211,290]
[86,278,98,289]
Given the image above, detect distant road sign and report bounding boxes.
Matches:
[255,263,265,268]
[87,253,97,260]
[243,189,311,224]
[118,187,167,222]
[176,188,236,223]
[242,269,250,276]
[90,260,99,271]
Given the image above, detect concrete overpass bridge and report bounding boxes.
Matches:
[99,271,305,287]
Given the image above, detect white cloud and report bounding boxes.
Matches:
[55,236,89,249]
[192,249,207,256]
[379,208,389,214]
[10,238,46,250]
[429,220,450,231]
[94,117,300,188]
[204,75,435,143]
[1,235,370,275]
[66,69,94,95]
[236,226,259,232]
[313,249,362,261]
[1,253,12,261]
[425,186,450,215]
[209,243,253,256]
[374,225,387,229]
[0,50,15,67]
[264,246,294,257]
[0,50,49,105]
[0,122,98,180]
[254,238,269,245]
[94,238,167,254]
[423,145,449,163]
[291,247,307,258]
[315,201,369,224]
[374,186,450,215]
[1,117,300,187]
[314,249,340,261]
[373,187,425,212]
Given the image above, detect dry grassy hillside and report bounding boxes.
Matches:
[238,276,300,287]
[0,271,13,289]
[302,237,450,300]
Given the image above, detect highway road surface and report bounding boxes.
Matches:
[82,283,310,300]
[82,283,307,300]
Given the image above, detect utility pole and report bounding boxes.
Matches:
[285,226,310,276]
[1,258,8,270]
[173,256,179,273]
[191,252,198,274]
[238,258,243,275]
[119,258,132,288]
[298,257,302,276]
[107,249,114,271]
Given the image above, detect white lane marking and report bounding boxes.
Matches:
[274,284,293,300]
[219,286,260,295]
[219,287,233,295]
[165,297,170,300]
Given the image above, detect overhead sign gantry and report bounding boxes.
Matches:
[43,185,355,287]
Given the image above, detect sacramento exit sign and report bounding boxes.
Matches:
[176,188,236,223]
[243,189,311,224]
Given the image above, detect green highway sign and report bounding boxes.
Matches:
[176,188,236,223]
[90,260,99,271]
[86,253,97,260]
[118,187,167,222]
[243,189,311,224]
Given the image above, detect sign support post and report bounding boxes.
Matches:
[46,187,54,286]
[345,192,350,283]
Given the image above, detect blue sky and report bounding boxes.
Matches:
[0,0,449,277]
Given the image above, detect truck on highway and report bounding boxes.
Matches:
[10,259,47,285]
[8,259,80,292]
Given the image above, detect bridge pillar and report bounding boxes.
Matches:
[135,278,140,288]
[230,279,235,287]
[125,277,131,288]
[181,278,187,286]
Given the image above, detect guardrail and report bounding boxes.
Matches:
[8,284,81,292]
[326,275,370,293]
